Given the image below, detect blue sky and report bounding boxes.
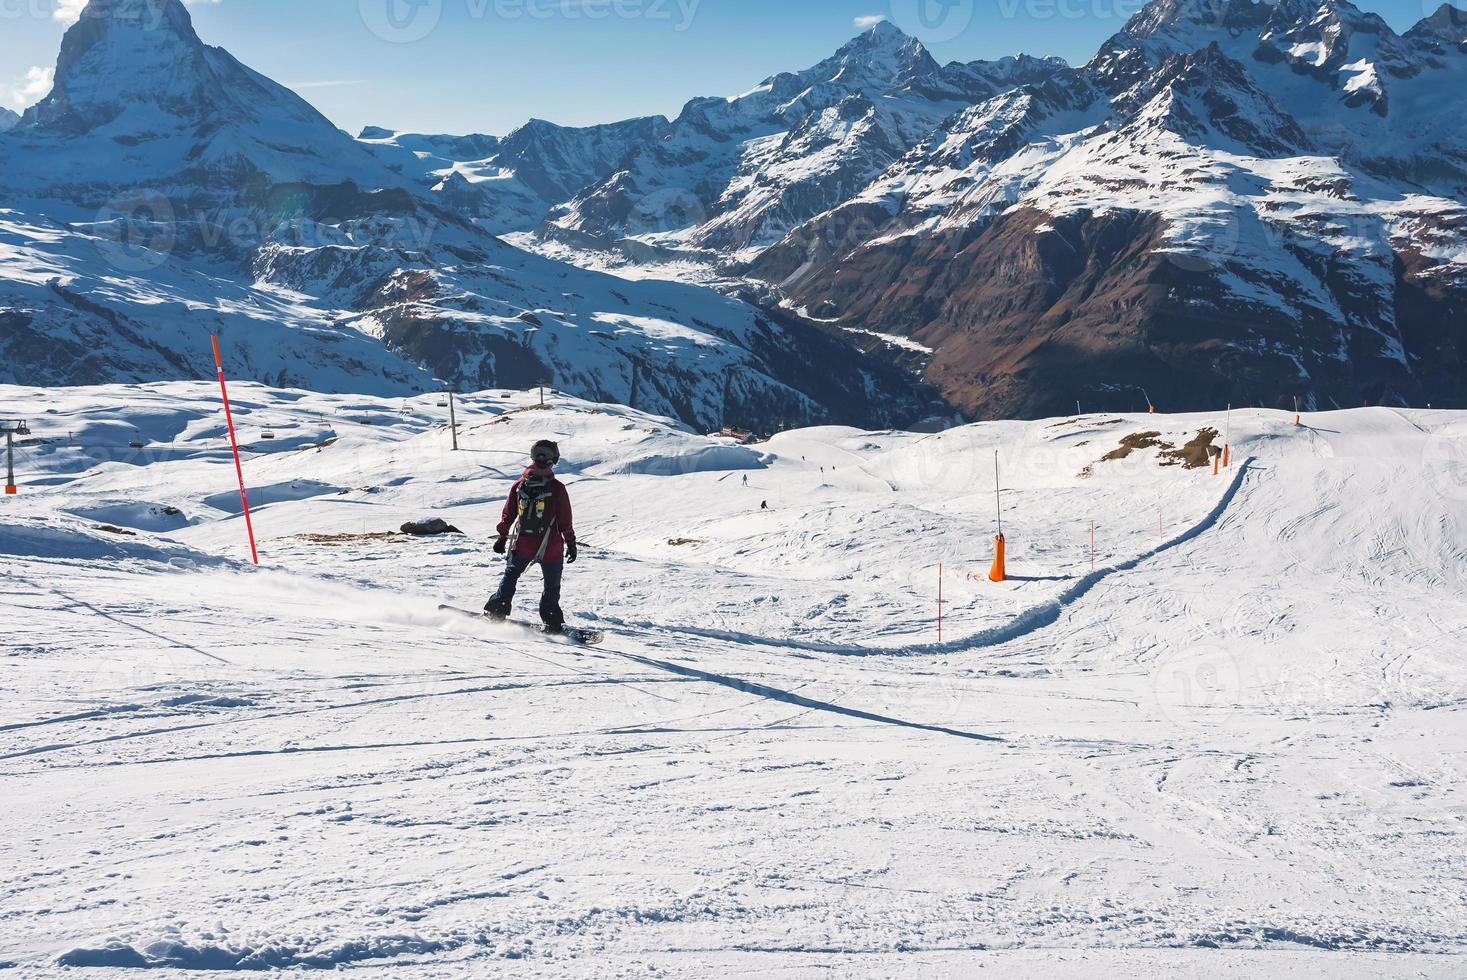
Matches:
[1,0,1457,134]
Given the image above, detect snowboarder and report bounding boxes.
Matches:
[484,439,577,633]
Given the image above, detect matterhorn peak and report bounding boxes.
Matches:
[2,0,402,208]
[22,0,221,133]
[813,19,939,94]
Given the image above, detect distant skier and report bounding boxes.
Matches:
[484,439,577,633]
[741,474,748,488]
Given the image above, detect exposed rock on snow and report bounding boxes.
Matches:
[400,518,462,536]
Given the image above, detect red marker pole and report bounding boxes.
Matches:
[937,563,943,642]
[212,336,259,565]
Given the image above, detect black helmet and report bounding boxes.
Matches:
[531,440,561,465]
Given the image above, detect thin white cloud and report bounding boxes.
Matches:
[286,80,367,91]
[4,65,54,112]
[854,14,887,28]
[53,0,87,23]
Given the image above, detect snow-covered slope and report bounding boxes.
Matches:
[0,0,938,432]
[0,210,434,392]
[3,381,1465,974]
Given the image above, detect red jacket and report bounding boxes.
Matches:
[496,474,575,563]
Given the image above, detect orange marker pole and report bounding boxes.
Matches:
[1223,404,1232,469]
[212,336,259,566]
[989,534,1006,584]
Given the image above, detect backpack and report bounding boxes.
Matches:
[515,476,556,538]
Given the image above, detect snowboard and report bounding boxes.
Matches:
[437,605,605,647]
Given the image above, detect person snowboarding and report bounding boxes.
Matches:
[483,440,577,633]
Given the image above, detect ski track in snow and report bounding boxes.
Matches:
[1,384,1465,977]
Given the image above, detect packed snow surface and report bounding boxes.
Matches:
[2,383,1465,976]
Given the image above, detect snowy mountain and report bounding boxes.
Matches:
[747,1,1467,418]
[541,23,1071,258]
[0,0,939,432]
[358,115,671,235]
[1086,0,1467,189]
[3,0,404,213]
[0,107,18,133]
[9,0,1465,423]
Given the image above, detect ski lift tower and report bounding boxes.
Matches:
[2,419,31,495]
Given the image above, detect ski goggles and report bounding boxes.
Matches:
[532,451,558,465]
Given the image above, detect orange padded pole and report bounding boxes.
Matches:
[989,534,1006,583]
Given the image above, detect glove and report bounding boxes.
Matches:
[565,541,578,565]
[493,537,507,555]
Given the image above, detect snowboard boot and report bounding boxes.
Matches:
[483,599,510,622]
[540,610,565,635]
